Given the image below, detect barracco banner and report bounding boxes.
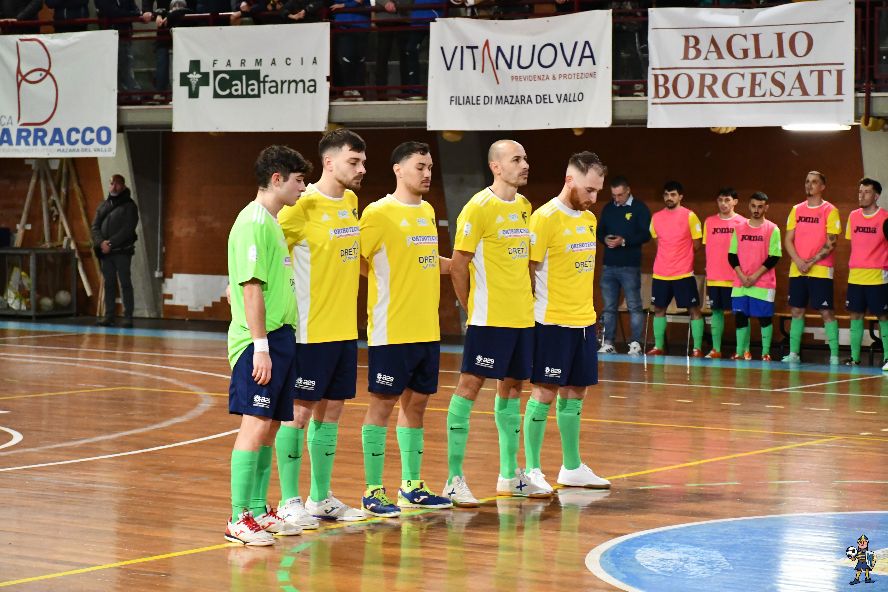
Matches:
[0,31,117,157]
[647,0,854,128]
[427,12,612,131]
[172,24,329,132]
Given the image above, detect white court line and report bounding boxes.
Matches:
[0,430,238,472]
[0,342,222,360]
[0,332,74,341]
[0,426,23,450]
[775,374,884,391]
[0,352,229,380]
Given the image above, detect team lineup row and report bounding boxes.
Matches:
[635,173,887,367]
[222,129,887,546]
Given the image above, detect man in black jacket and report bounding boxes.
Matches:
[91,174,139,327]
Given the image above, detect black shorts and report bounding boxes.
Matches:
[788,276,834,310]
[651,276,700,310]
[846,283,888,316]
[368,342,440,395]
[461,325,533,380]
[293,340,357,401]
[706,286,733,311]
[531,323,598,387]
[228,326,297,421]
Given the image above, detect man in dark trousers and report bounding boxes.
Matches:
[597,175,651,355]
[91,174,139,328]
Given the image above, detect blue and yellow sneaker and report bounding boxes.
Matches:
[361,487,401,518]
[398,480,453,509]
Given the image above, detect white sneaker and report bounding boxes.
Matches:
[497,468,552,498]
[557,464,611,489]
[525,468,554,496]
[782,352,801,363]
[306,492,366,522]
[882,359,888,372]
[627,341,643,356]
[277,496,320,530]
[442,475,480,507]
[225,510,275,546]
[598,342,616,354]
[254,505,302,536]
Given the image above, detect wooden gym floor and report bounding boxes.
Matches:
[0,323,887,591]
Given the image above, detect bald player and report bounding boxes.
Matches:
[443,139,549,507]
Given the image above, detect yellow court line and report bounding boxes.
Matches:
[0,387,123,401]
[0,434,844,588]
[0,543,234,588]
[606,436,844,480]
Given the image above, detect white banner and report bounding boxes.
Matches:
[0,31,117,158]
[427,12,612,131]
[172,24,329,132]
[647,1,854,128]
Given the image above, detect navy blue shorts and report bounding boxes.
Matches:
[732,296,775,318]
[229,325,297,421]
[846,283,888,316]
[368,342,440,395]
[293,340,357,401]
[531,323,598,387]
[788,276,834,310]
[651,276,700,310]
[706,286,733,311]
[461,325,533,380]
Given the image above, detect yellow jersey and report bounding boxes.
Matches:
[453,187,534,328]
[278,184,360,343]
[360,195,441,346]
[529,198,597,327]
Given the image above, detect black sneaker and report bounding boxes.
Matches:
[843,358,860,366]
[120,319,133,329]
[96,318,114,327]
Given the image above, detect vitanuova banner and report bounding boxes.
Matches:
[172,23,329,132]
[647,0,854,128]
[427,12,612,131]
[0,31,117,158]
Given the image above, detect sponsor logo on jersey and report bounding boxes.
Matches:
[295,377,316,390]
[475,355,495,368]
[329,225,360,239]
[508,241,529,259]
[574,254,595,272]
[340,240,359,262]
[407,234,438,246]
[499,228,530,238]
[544,366,561,377]
[567,241,596,252]
[252,394,271,408]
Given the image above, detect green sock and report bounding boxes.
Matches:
[790,317,805,354]
[880,321,888,360]
[850,319,864,362]
[710,310,724,352]
[309,421,339,501]
[523,398,550,470]
[362,424,387,488]
[231,448,258,522]
[654,316,667,350]
[446,395,474,480]
[556,397,583,471]
[248,445,273,516]
[761,323,773,355]
[494,396,520,479]
[691,318,705,351]
[396,426,424,482]
[736,326,749,355]
[825,320,839,358]
[275,425,304,502]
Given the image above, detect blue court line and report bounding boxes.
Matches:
[0,320,882,377]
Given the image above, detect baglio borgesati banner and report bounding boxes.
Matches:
[427,12,612,131]
[0,30,117,157]
[647,0,854,128]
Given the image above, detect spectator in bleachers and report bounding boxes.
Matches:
[95,0,142,91]
[401,0,437,97]
[0,0,43,33]
[329,0,370,100]
[373,0,412,99]
[142,0,192,99]
[612,0,645,95]
[195,0,232,23]
[233,0,321,24]
[47,0,89,32]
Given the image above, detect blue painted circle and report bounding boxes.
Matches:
[586,511,888,591]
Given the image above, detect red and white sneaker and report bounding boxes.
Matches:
[646,347,665,356]
[255,505,302,536]
[225,510,275,546]
[761,354,772,362]
[704,350,721,359]
[691,349,705,358]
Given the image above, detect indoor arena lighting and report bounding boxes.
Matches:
[781,123,852,132]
